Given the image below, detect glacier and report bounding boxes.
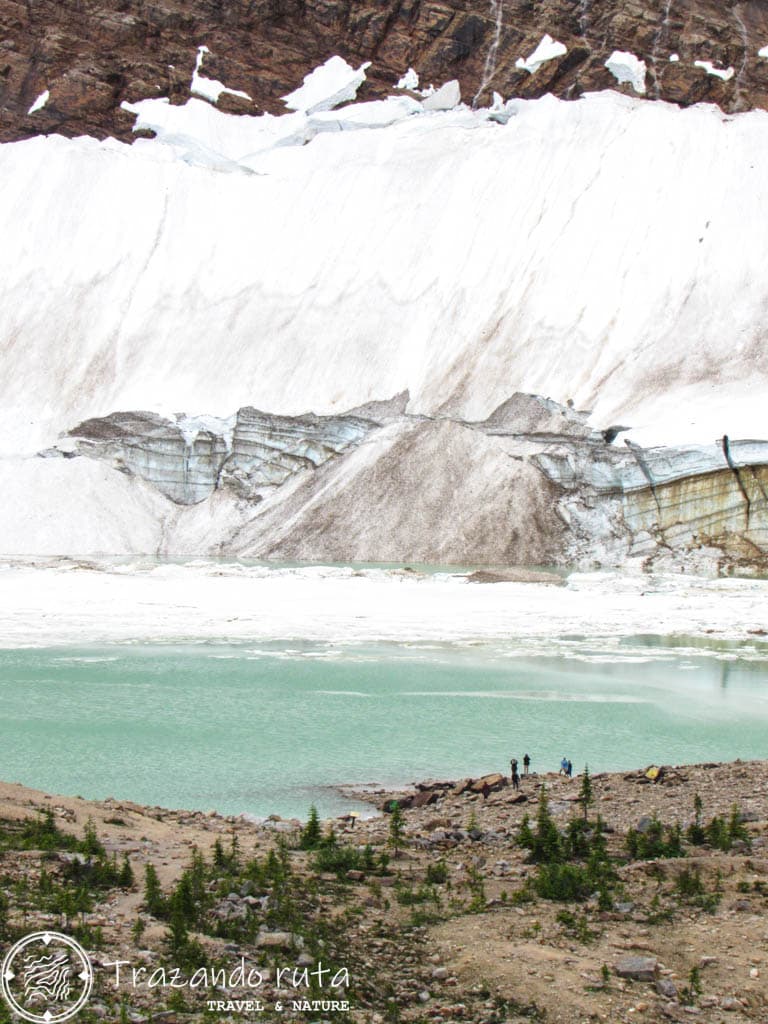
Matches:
[1,59,768,568]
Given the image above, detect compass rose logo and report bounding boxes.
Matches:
[1,932,93,1023]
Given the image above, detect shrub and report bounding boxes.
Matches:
[626,819,684,860]
[534,863,595,902]
[425,859,448,885]
[675,865,704,898]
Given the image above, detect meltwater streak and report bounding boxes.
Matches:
[1,641,768,818]
[472,0,504,107]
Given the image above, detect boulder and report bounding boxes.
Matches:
[656,978,678,999]
[453,779,474,796]
[470,773,507,795]
[382,796,413,813]
[614,956,658,982]
[257,930,303,948]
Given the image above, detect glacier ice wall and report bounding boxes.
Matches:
[1,90,768,459]
[2,81,768,567]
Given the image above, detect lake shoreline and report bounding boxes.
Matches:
[0,759,765,1022]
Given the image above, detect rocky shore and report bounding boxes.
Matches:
[0,761,766,1024]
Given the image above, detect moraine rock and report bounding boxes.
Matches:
[656,978,679,1000]
[257,930,303,948]
[614,955,658,982]
[470,773,508,795]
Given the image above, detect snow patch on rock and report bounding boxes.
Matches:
[396,68,419,91]
[282,56,371,114]
[515,35,567,75]
[191,46,252,105]
[28,90,50,115]
[605,51,647,94]
[695,60,735,81]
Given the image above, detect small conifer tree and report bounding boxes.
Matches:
[143,863,165,917]
[81,818,105,858]
[118,854,134,889]
[300,806,322,850]
[388,804,405,856]
[578,765,594,821]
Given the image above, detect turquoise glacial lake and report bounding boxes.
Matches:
[1,639,767,819]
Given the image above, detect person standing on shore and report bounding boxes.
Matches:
[560,756,568,775]
[510,758,520,791]
[523,753,530,775]
[567,760,573,778]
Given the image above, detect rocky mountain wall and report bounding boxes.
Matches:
[2,0,768,142]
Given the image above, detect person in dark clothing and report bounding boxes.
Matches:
[566,759,573,778]
[523,753,530,775]
[510,758,520,791]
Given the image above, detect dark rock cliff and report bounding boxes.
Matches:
[1,0,768,143]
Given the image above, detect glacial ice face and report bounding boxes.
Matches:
[51,407,378,505]
[220,407,376,497]
[25,390,767,573]
[2,89,768,460]
[533,439,768,494]
[63,411,230,505]
[3,62,768,570]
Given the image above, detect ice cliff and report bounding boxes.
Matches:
[1,50,767,571]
